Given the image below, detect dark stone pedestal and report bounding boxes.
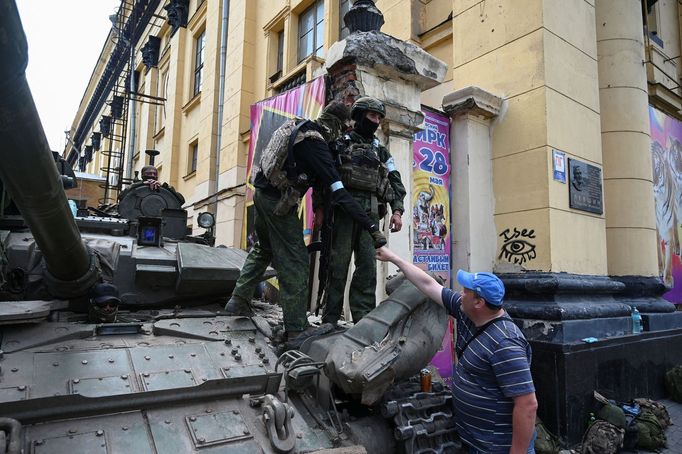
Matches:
[643,312,682,331]
[531,329,682,444]
[497,272,682,446]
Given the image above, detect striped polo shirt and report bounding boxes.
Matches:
[442,288,535,453]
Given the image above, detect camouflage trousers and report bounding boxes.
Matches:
[232,188,310,332]
[322,194,379,324]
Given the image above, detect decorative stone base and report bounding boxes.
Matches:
[643,312,682,331]
[501,272,679,342]
[532,329,682,444]
[499,272,682,445]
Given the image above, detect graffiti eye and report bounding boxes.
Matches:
[499,240,537,265]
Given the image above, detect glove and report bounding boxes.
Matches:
[371,229,387,249]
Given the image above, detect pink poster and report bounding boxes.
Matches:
[242,77,326,248]
[413,108,455,382]
[412,108,452,284]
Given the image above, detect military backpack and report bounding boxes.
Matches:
[258,118,325,215]
[580,420,624,454]
[634,397,672,428]
[534,418,560,454]
[634,408,667,450]
[259,118,324,191]
[665,364,682,403]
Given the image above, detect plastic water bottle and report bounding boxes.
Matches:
[631,307,642,334]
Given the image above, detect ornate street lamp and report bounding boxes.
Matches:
[343,0,384,34]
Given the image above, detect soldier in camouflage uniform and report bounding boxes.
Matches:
[225,102,386,343]
[320,97,406,325]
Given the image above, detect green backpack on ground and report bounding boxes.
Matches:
[634,398,672,428]
[534,418,560,454]
[665,365,682,402]
[634,408,667,450]
[580,420,624,454]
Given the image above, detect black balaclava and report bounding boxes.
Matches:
[355,114,380,138]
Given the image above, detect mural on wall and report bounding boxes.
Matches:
[649,106,682,304]
[498,228,537,266]
[243,77,326,249]
[412,108,452,284]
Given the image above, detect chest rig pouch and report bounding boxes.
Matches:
[338,137,394,205]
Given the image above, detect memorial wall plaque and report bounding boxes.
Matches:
[568,158,603,214]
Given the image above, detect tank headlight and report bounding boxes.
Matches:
[197,212,215,229]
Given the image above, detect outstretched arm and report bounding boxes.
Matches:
[375,246,443,305]
[300,139,385,246]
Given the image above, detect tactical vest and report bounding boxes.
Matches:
[337,135,394,203]
[258,118,324,215]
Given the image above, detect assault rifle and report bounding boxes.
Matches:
[307,193,335,315]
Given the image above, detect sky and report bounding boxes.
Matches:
[16,0,122,152]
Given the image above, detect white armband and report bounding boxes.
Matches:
[385,157,396,172]
[330,181,344,192]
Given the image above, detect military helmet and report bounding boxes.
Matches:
[351,96,385,121]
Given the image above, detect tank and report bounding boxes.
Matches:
[0,3,457,453]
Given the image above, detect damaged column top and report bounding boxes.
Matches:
[325,0,447,131]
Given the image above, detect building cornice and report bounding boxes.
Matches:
[263,5,289,35]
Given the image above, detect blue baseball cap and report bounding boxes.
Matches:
[91,283,121,306]
[456,270,505,306]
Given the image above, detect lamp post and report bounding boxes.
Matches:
[343,0,384,33]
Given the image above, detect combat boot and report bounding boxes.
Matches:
[285,323,334,351]
[224,295,253,316]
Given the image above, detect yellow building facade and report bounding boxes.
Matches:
[66,0,682,283]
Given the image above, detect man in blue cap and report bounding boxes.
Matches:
[89,283,121,323]
[376,246,537,454]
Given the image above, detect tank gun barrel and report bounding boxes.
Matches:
[0,1,98,295]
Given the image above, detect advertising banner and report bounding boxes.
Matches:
[413,108,454,381]
[649,106,682,304]
[412,108,452,284]
[242,77,326,249]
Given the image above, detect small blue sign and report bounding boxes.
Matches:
[553,150,566,183]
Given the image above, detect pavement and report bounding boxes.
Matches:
[661,398,682,453]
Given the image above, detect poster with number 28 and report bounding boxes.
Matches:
[412,108,451,285]
[413,108,454,382]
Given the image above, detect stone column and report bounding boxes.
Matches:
[443,86,503,276]
[162,28,187,188]
[325,29,446,302]
[596,0,659,277]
